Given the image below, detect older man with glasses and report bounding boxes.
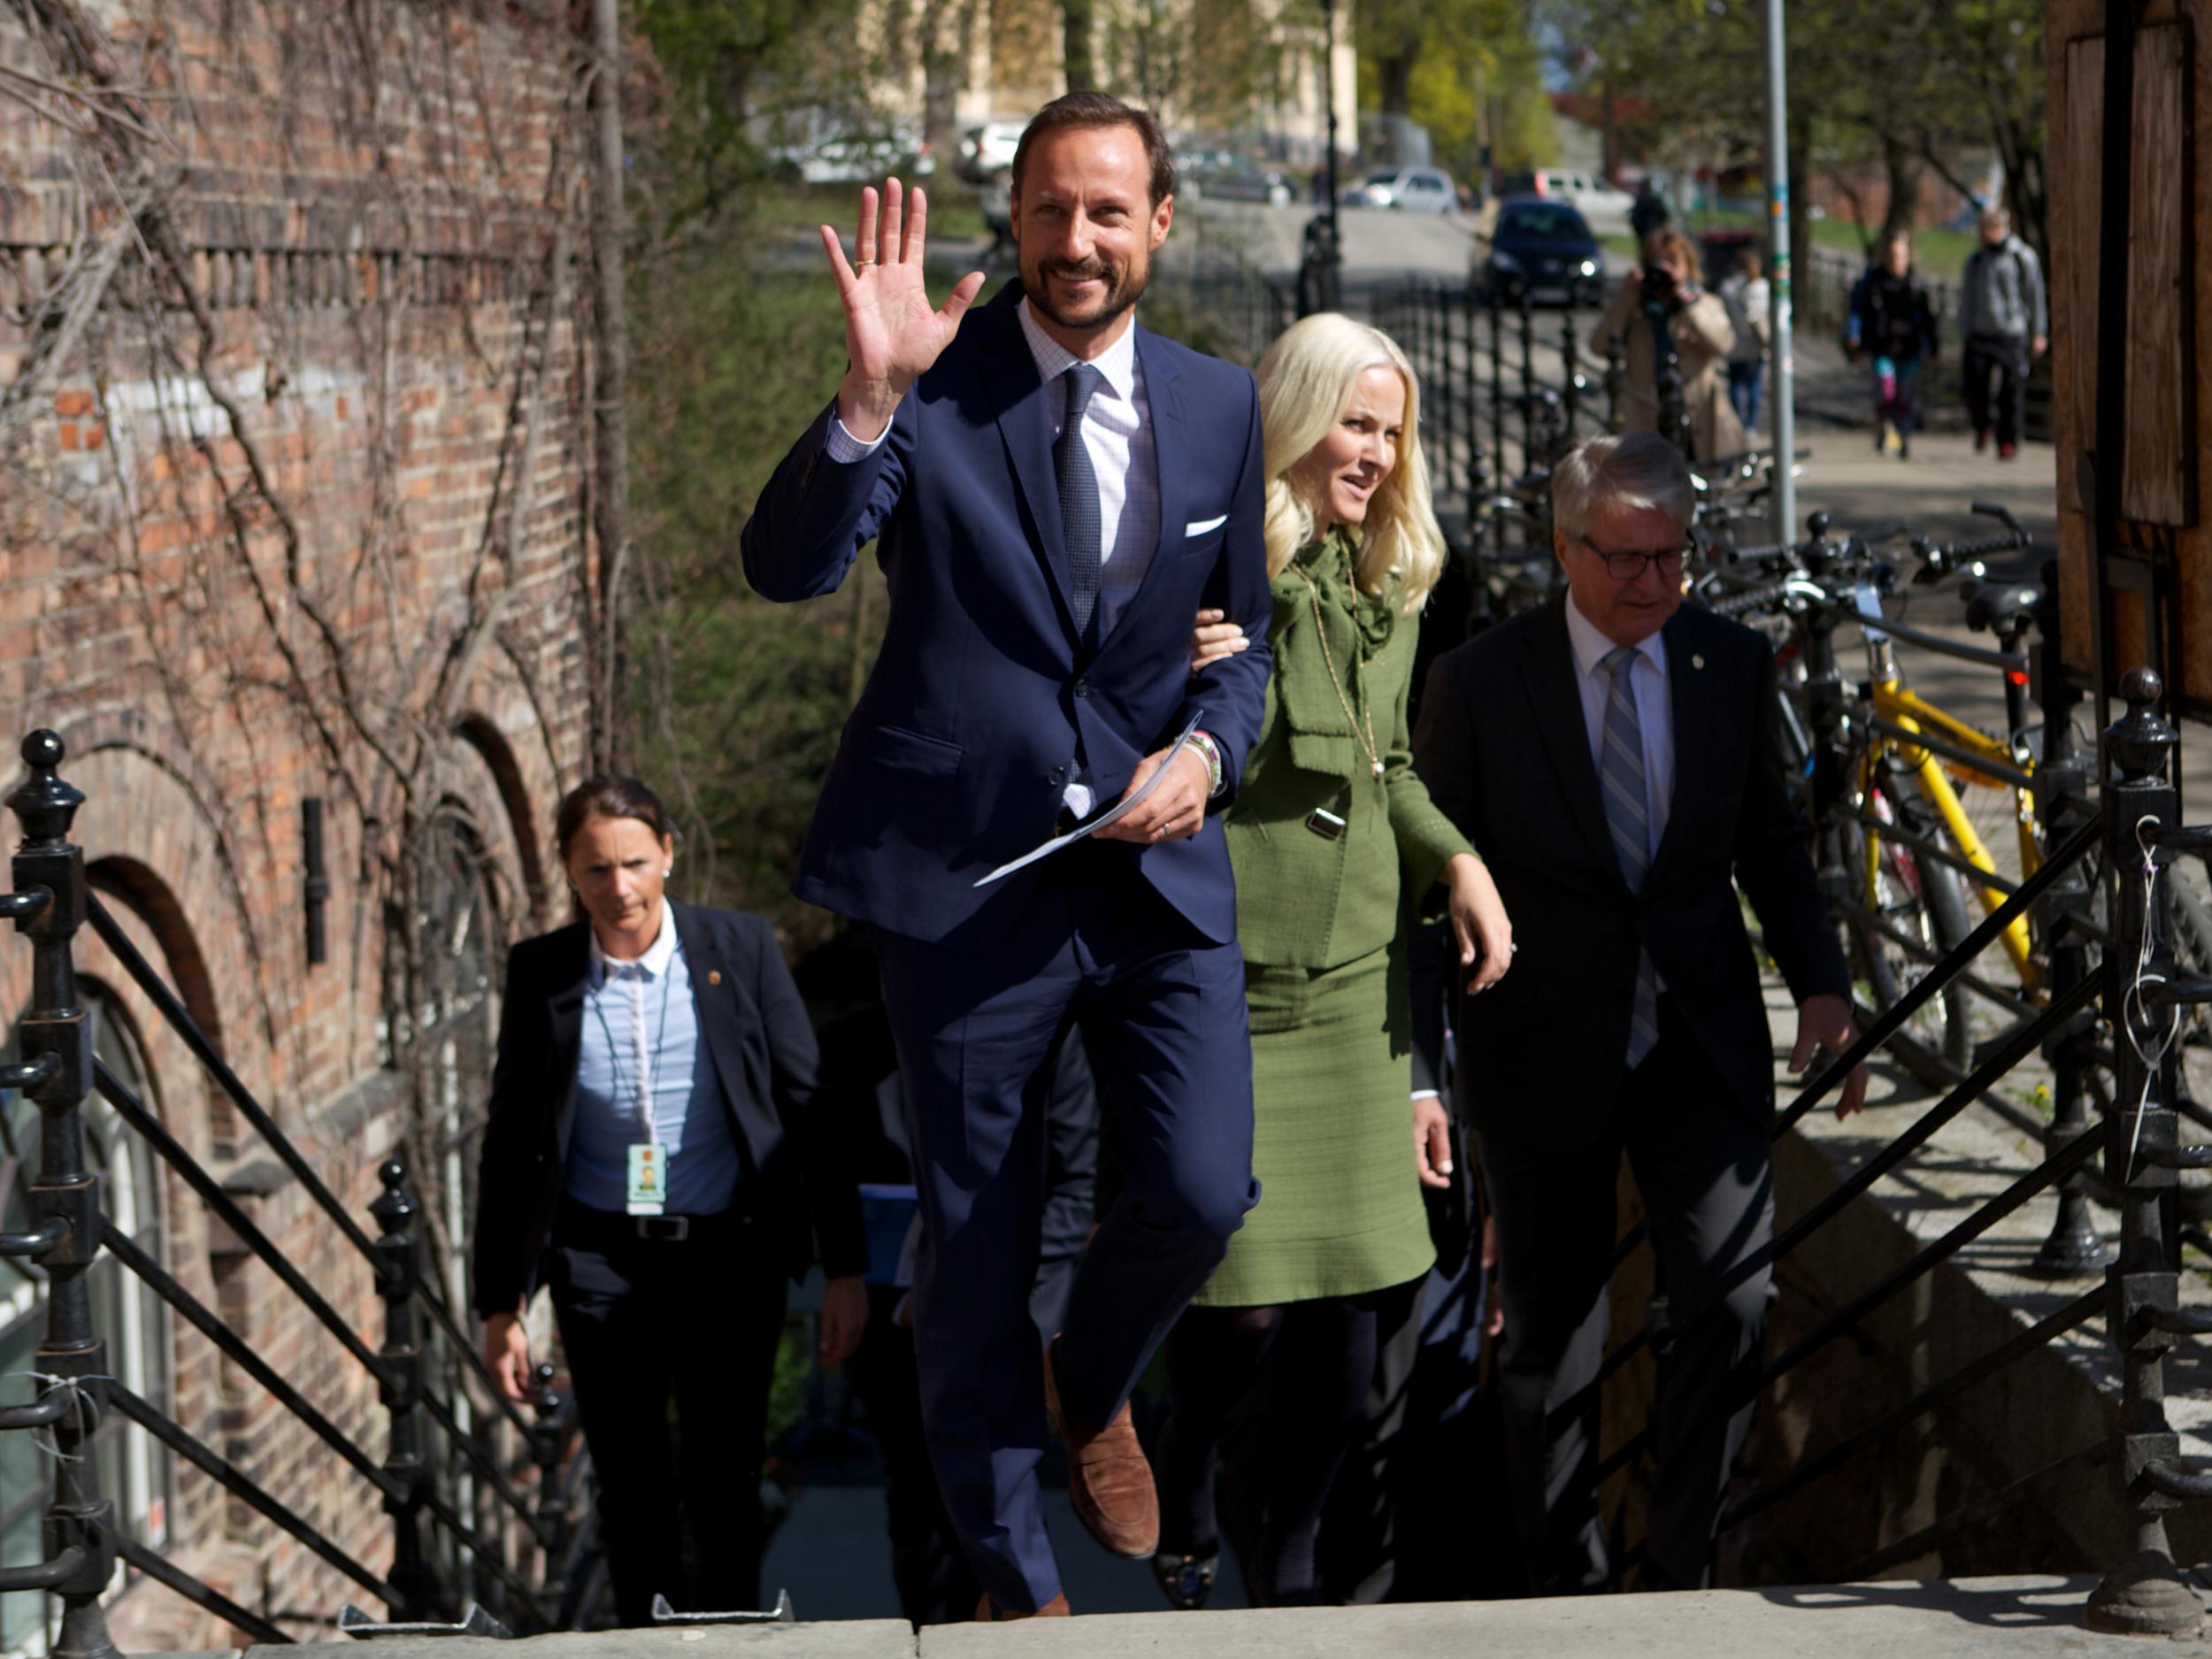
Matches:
[1410,431,1863,1594]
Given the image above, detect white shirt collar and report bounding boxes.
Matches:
[1017,297,1139,406]
[589,900,680,982]
[1564,592,1671,680]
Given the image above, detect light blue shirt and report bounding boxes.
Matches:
[563,904,744,1215]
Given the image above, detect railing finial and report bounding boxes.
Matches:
[9,730,84,848]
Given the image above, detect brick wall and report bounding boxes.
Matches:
[0,1,603,1647]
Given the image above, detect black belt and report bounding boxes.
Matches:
[552,1194,752,1248]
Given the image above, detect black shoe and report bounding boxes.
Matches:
[1898,436,1910,460]
[1151,1551,1218,1610]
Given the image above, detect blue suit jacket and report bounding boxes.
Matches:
[741,282,1274,949]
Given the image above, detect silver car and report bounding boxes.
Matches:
[1356,166,1458,213]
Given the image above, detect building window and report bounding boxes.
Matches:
[0,991,173,1657]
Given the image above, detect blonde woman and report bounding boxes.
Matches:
[1154,312,1513,1609]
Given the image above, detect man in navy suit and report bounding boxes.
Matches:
[741,92,1273,1618]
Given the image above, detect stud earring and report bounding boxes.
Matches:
[663,869,672,879]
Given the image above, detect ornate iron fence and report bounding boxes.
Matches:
[0,733,593,1654]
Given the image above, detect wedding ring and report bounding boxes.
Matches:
[855,257,876,270]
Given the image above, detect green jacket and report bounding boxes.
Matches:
[1227,530,1472,968]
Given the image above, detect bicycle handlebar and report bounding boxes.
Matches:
[1705,579,1797,621]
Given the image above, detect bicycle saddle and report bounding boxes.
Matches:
[1962,579,2042,635]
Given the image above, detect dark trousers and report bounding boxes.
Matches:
[548,1207,788,1626]
[1157,1282,1417,1606]
[1725,360,1764,434]
[1963,335,2032,447]
[873,849,1256,1612]
[843,1286,983,1625]
[1476,999,1774,1594]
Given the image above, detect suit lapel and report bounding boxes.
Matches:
[1521,600,1628,884]
[670,901,768,1159]
[1099,326,1187,651]
[977,287,1073,621]
[545,926,591,1161]
[1648,607,1709,882]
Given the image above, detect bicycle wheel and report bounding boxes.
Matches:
[1839,775,1978,1075]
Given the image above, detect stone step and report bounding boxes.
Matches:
[166,1575,2211,1659]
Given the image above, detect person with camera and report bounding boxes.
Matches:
[1589,229,1745,462]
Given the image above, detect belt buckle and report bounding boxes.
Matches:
[635,1214,690,1242]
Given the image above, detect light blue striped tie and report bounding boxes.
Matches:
[1600,645,1662,1068]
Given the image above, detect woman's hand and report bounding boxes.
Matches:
[482,1311,533,1403]
[818,1274,869,1368]
[1190,608,1248,673]
[1441,852,1513,994]
[1413,1093,1454,1191]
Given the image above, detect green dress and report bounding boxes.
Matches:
[1197,528,1474,1308]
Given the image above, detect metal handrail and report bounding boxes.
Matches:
[84,891,384,1266]
[105,1383,400,1608]
[92,1058,397,1389]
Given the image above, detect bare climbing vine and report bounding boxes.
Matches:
[0,0,626,1282]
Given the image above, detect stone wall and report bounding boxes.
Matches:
[0,1,605,1648]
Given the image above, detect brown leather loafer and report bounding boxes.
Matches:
[977,1590,1072,1619]
[1042,1337,1159,1558]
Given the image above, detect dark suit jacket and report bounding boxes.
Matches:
[469,902,866,1317]
[1412,596,1849,1152]
[740,280,1274,949]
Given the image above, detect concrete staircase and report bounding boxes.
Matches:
[141,1577,2212,1657]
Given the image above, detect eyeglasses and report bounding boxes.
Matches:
[1577,534,1690,582]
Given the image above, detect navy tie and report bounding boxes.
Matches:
[1057,364,1105,643]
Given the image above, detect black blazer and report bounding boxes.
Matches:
[469,901,867,1317]
[1412,596,1849,1152]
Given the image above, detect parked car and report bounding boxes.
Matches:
[959,119,1025,182]
[1478,197,1605,307]
[1494,167,1633,226]
[1351,165,1457,213]
[773,129,934,185]
[1189,160,1297,207]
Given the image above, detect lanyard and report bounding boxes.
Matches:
[590,959,677,1136]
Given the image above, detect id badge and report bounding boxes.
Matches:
[626,1141,669,1216]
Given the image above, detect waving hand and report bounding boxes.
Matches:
[825,179,987,442]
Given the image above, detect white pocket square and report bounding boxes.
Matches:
[1185,514,1228,537]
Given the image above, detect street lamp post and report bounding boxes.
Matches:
[1763,0,1796,541]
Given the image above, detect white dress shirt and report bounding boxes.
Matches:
[1562,593,1674,856]
[824,300,1163,817]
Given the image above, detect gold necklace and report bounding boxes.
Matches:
[1292,557,1385,780]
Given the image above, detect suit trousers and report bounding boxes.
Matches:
[547,1208,789,1626]
[1476,996,1775,1594]
[873,843,1256,1611]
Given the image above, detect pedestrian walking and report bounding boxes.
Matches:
[1412,433,1865,1594]
[1718,251,1770,434]
[472,776,868,1626]
[1847,231,1939,460]
[1959,205,2047,458]
[1151,312,1513,1610]
[741,91,1275,1620]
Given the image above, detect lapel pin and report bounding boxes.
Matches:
[708,970,722,987]
[1692,653,1706,671]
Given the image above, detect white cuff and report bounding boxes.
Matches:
[825,409,894,463]
[1411,1089,1442,1102]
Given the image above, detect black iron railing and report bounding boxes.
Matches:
[1546,669,2212,1632]
[0,733,594,1652]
